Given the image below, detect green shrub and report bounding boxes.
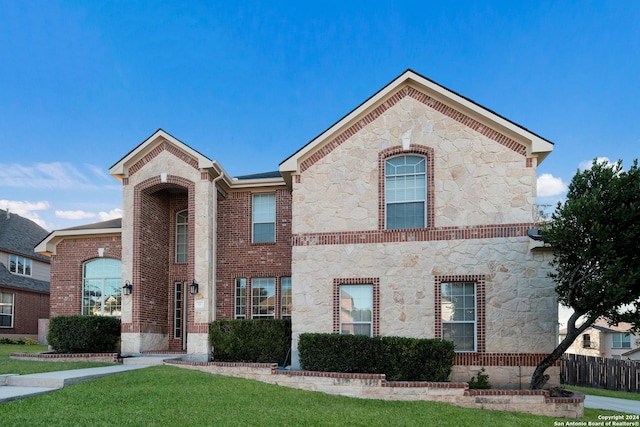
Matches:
[47,315,121,353]
[209,319,291,364]
[468,367,492,389]
[298,333,455,381]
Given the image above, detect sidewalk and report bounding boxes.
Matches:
[584,394,640,415]
[0,355,176,403]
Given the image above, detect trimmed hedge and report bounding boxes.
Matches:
[298,333,455,381]
[47,315,121,353]
[209,319,291,364]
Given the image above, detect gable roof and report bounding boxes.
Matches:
[35,218,122,256]
[280,69,554,186]
[109,128,225,182]
[0,209,50,262]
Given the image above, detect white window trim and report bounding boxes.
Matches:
[441,282,477,353]
[9,255,32,277]
[384,155,427,230]
[280,277,291,318]
[339,284,374,337]
[252,193,276,243]
[235,278,247,319]
[0,292,14,328]
[251,277,276,319]
[175,209,188,263]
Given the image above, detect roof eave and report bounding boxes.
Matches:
[35,228,122,256]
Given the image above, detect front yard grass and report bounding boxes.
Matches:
[0,344,114,375]
[0,365,625,427]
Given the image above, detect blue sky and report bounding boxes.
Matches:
[1,1,638,231]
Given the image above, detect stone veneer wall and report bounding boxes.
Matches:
[289,86,557,388]
[164,360,583,419]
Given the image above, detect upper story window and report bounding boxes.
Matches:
[0,292,14,328]
[252,193,276,243]
[612,333,631,349]
[82,258,122,317]
[9,255,32,276]
[175,210,188,263]
[385,155,426,229]
[583,334,592,348]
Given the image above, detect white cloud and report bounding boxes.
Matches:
[97,208,122,221]
[578,157,613,171]
[55,210,97,220]
[537,173,568,197]
[55,208,122,222]
[0,162,98,189]
[0,199,50,228]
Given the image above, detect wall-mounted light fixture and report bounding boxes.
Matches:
[123,280,133,296]
[190,280,199,295]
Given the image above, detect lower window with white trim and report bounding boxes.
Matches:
[339,284,373,336]
[0,292,14,328]
[440,281,477,352]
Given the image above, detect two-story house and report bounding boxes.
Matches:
[36,70,558,388]
[0,209,50,341]
[560,319,640,360]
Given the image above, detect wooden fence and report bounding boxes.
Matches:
[561,353,640,393]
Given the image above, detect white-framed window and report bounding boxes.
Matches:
[174,282,183,339]
[235,278,247,319]
[175,210,188,263]
[252,193,276,243]
[441,282,476,352]
[385,155,426,229]
[0,292,14,328]
[9,255,32,276]
[82,258,122,316]
[339,284,373,336]
[612,333,631,349]
[281,277,292,318]
[251,277,275,318]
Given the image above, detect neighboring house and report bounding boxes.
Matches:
[36,69,558,388]
[560,319,640,360]
[0,209,50,341]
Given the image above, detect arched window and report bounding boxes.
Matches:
[176,210,188,263]
[385,155,426,229]
[83,258,122,316]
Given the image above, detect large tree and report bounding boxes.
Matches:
[529,159,640,390]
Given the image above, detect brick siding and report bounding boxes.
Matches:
[216,189,292,319]
[49,236,122,317]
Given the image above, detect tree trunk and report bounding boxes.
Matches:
[529,312,596,390]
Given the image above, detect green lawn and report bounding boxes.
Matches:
[0,345,635,426]
[0,344,114,375]
[0,363,626,427]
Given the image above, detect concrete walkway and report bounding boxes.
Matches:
[584,394,640,415]
[0,356,177,403]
